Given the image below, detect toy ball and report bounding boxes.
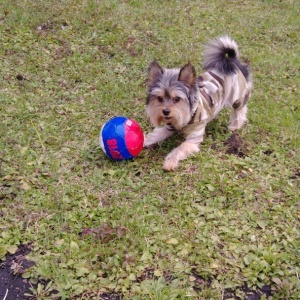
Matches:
[100,116,144,161]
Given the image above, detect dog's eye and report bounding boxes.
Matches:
[173,96,181,103]
[157,96,164,103]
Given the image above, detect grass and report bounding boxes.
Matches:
[0,0,300,299]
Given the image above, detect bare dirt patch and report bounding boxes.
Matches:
[0,244,35,300]
[224,132,248,157]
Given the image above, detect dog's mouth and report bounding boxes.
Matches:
[156,115,174,126]
[164,116,173,126]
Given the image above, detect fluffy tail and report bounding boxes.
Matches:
[203,36,251,82]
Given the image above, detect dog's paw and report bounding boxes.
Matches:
[144,142,156,149]
[143,138,153,148]
[228,125,238,132]
[163,156,179,171]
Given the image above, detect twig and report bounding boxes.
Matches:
[2,289,8,300]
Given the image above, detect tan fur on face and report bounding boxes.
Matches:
[146,87,191,129]
[146,98,191,129]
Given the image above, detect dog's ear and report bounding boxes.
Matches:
[178,63,196,86]
[147,60,163,88]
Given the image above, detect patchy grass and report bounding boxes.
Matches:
[0,0,299,299]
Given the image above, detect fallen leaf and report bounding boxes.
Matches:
[154,269,163,277]
[7,245,18,254]
[166,238,178,245]
[210,263,219,269]
[272,277,282,285]
[117,226,127,238]
[70,241,79,251]
[128,273,136,281]
[76,267,89,277]
[97,223,114,240]
[21,180,30,191]
[140,251,152,261]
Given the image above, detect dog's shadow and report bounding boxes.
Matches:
[144,118,229,157]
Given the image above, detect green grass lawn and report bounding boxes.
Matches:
[1,0,300,299]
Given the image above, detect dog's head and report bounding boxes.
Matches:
[146,60,197,129]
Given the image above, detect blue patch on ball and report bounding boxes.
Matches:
[100,116,144,161]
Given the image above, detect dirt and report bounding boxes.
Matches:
[0,244,35,300]
[224,132,248,157]
[224,284,272,300]
[192,273,272,300]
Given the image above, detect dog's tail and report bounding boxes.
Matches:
[203,36,251,82]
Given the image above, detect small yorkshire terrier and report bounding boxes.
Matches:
[144,36,253,171]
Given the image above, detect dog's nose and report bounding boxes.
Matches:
[163,109,170,116]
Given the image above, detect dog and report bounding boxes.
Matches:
[144,36,253,171]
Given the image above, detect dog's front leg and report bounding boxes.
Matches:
[144,126,175,147]
[163,141,200,171]
[163,122,207,171]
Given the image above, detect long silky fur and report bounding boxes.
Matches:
[203,36,251,83]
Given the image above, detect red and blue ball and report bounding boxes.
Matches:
[100,116,144,161]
